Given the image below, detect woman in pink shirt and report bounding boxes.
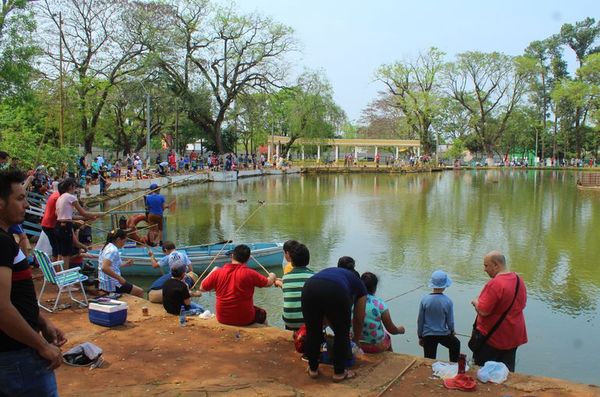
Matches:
[55,178,103,269]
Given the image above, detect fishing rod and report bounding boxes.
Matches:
[191,201,267,290]
[250,254,271,277]
[83,222,164,275]
[384,285,424,302]
[104,173,207,214]
[384,284,473,338]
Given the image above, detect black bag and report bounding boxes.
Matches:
[468,275,520,353]
[468,327,487,352]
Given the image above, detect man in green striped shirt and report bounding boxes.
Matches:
[281,243,314,330]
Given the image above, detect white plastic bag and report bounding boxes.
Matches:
[199,310,214,319]
[34,231,52,256]
[432,361,470,379]
[477,361,509,384]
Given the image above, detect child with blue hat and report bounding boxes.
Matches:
[417,270,461,362]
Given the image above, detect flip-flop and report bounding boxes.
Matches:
[332,369,356,382]
[307,367,320,379]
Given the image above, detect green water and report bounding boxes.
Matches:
[96,170,600,385]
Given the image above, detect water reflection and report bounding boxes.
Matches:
[96,171,599,384]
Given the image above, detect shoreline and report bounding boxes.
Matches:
[79,165,598,207]
[36,275,599,397]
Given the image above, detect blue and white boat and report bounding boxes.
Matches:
[88,241,284,276]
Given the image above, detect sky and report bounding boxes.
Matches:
[230,0,600,122]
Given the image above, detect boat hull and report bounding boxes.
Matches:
[89,242,284,276]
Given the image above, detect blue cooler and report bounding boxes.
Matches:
[89,299,128,327]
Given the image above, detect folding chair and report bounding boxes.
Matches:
[33,249,89,312]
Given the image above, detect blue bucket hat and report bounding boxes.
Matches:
[428,270,452,289]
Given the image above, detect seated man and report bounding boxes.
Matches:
[200,244,276,326]
[162,259,204,315]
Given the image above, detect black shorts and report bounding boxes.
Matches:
[115,282,133,294]
[55,222,73,257]
[41,226,59,257]
[252,306,267,325]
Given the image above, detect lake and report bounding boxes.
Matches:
[95,169,600,385]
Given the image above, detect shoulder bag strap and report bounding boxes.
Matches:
[476,274,520,344]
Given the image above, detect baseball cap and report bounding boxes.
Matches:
[149,183,159,190]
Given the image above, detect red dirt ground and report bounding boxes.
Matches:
[34,276,599,397]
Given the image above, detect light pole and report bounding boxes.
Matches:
[55,12,65,147]
[146,91,151,164]
[136,81,152,166]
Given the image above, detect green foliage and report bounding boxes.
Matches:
[0,101,76,169]
[0,0,38,101]
[377,47,445,153]
[560,17,600,65]
[446,138,466,160]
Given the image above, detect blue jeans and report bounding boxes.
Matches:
[0,348,58,397]
[184,302,205,316]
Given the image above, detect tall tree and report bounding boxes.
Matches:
[0,0,38,100]
[283,71,345,155]
[39,0,148,153]
[554,18,600,158]
[357,91,405,139]
[135,1,296,154]
[377,47,445,154]
[444,51,531,165]
[560,17,600,67]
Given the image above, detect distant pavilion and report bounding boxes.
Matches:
[266,135,421,162]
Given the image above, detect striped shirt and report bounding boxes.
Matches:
[282,266,314,330]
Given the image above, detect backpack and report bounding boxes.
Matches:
[293,324,307,353]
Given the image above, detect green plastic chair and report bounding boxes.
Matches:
[33,249,89,312]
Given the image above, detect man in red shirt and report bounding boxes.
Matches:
[200,244,276,326]
[471,251,527,371]
[40,182,63,260]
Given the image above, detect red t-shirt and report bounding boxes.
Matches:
[201,262,268,326]
[476,272,528,350]
[40,191,60,228]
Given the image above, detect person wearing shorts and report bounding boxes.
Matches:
[97,229,144,297]
[55,178,102,269]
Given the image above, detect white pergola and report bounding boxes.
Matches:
[267,136,421,162]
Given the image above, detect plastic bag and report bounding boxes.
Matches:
[34,231,52,256]
[62,342,103,367]
[432,361,470,379]
[477,361,509,384]
[199,310,214,319]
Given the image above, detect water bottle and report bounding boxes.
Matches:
[458,353,466,374]
[179,305,186,327]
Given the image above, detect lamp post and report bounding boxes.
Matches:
[136,81,152,166]
[146,92,151,165]
[56,12,64,147]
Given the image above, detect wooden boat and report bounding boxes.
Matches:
[88,241,284,276]
[577,173,600,191]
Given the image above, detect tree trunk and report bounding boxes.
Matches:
[553,113,558,162]
[211,123,222,154]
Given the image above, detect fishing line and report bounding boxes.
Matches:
[191,201,267,289]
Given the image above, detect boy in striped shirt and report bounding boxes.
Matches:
[279,243,314,330]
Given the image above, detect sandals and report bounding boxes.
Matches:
[307,367,320,379]
[332,369,357,383]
